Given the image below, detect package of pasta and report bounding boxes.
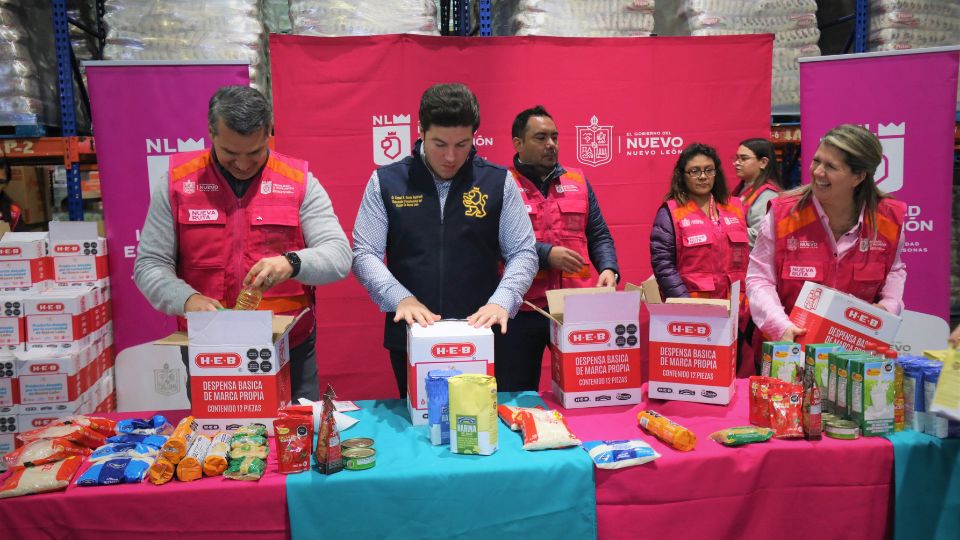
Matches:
[17,424,107,449]
[106,434,168,448]
[88,442,158,463]
[229,443,269,460]
[224,456,266,481]
[274,416,312,474]
[77,457,151,486]
[3,438,91,468]
[0,456,83,499]
[230,435,267,449]
[203,432,231,477]
[516,409,582,451]
[148,455,176,485]
[117,415,173,436]
[50,415,117,436]
[158,416,197,465]
[709,426,776,447]
[176,435,212,482]
[769,383,804,439]
[232,424,267,438]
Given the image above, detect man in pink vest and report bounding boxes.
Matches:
[134,86,352,402]
[495,105,620,391]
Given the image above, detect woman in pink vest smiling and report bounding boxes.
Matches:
[745,124,907,345]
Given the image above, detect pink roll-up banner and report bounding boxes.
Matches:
[85,61,250,410]
[799,47,959,353]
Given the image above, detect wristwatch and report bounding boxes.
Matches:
[283,251,301,278]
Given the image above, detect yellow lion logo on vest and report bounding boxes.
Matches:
[463,186,488,218]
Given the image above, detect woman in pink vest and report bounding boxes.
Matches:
[650,143,749,302]
[731,138,782,247]
[746,124,907,347]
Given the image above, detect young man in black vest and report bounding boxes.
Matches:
[352,83,538,397]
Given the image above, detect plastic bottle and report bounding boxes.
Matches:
[803,381,822,440]
[234,287,263,310]
[888,349,905,432]
[636,410,696,451]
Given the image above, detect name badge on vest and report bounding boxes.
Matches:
[686,234,708,246]
[261,180,272,195]
[859,239,869,252]
[188,209,219,222]
[787,238,798,251]
[788,266,817,279]
[723,216,740,225]
[183,179,196,194]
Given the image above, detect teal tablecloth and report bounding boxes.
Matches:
[287,392,597,540]
[887,431,960,540]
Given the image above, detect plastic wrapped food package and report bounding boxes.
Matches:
[0,1,59,125]
[516,409,581,451]
[17,424,107,449]
[582,439,661,469]
[77,457,152,486]
[3,438,91,468]
[0,456,84,499]
[289,0,439,36]
[117,415,174,436]
[224,456,266,481]
[681,0,817,18]
[494,0,655,37]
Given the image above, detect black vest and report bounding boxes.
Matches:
[378,142,505,350]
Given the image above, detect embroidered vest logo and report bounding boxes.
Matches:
[463,187,488,218]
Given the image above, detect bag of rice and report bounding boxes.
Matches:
[3,438,91,468]
[0,456,83,498]
[582,440,661,469]
[516,409,581,451]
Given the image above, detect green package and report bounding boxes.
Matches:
[224,456,266,481]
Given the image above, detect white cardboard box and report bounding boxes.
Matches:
[0,295,25,352]
[406,320,494,425]
[0,356,17,407]
[23,287,95,350]
[48,221,109,285]
[0,232,52,292]
[16,344,98,405]
[789,282,902,351]
[156,310,299,434]
[529,287,642,409]
[645,279,740,405]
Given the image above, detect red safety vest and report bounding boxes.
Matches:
[168,149,314,345]
[772,195,906,313]
[668,198,749,301]
[739,181,781,216]
[512,166,593,309]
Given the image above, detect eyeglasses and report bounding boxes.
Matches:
[685,168,717,178]
[734,155,755,163]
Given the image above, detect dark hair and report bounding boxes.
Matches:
[511,105,553,139]
[208,86,272,136]
[787,123,889,235]
[736,138,782,197]
[664,143,729,205]
[418,83,480,133]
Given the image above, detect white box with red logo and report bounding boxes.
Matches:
[18,401,85,434]
[157,310,298,435]
[0,294,25,353]
[0,356,18,407]
[789,282,902,350]
[645,279,739,405]
[23,287,95,350]
[529,287,642,409]
[406,320,494,425]
[0,232,52,292]
[16,344,97,406]
[0,405,19,455]
[48,222,109,286]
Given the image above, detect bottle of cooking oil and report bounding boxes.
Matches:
[234,286,262,311]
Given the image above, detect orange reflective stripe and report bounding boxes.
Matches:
[266,156,304,183]
[171,153,211,182]
[875,213,900,244]
[562,266,591,279]
[719,202,744,219]
[259,294,311,313]
[563,170,585,184]
[775,205,818,239]
[671,200,700,222]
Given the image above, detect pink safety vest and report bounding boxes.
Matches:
[168,149,314,345]
[772,195,906,313]
[668,198,750,301]
[738,181,781,215]
[512,166,593,309]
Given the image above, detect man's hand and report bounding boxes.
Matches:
[547,246,585,274]
[596,269,617,288]
[184,294,223,313]
[779,325,807,342]
[949,324,960,348]
[467,303,509,333]
[244,255,294,290]
[394,296,441,327]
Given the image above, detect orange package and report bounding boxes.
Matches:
[637,410,697,451]
[17,424,107,449]
[3,438,91,468]
[0,456,84,499]
[203,432,231,477]
[51,415,118,436]
[769,383,804,439]
[749,376,777,427]
[148,455,176,485]
[159,416,197,465]
[176,435,212,482]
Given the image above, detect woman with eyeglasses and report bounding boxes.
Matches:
[650,143,750,303]
[731,138,782,247]
[746,124,907,348]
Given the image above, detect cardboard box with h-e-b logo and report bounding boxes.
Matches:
[407,320,494,425]
[156,310,299,435]
[47,222,109,287]
[789,282,901,351]
[529,287,642,409]
[645,279,739,405]
[0,232,52,292]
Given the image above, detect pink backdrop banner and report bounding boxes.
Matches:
[85,62,250,353]
[271,34,773,399]
[799,49,959,322]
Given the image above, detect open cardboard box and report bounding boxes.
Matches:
[643,277,739,405]
[528,286,642,409]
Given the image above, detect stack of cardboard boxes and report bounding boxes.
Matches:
[0,222,114,455]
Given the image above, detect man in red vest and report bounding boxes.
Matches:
[134,86,352,402]
[496,105,620,391]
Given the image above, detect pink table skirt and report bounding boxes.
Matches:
[0,410,289,540]
[553,379,893,540]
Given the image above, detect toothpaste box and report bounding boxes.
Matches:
[645,279,739,405]
[48,221,109,286]
[23,287,95,350]
[789,282,902,351]
[529,286,642,409]
[848,357,895,436]
[406,320,494,425]
[0,232,52,292]
[761,341,803,383]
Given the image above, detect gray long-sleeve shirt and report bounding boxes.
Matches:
[134,169,352,316]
